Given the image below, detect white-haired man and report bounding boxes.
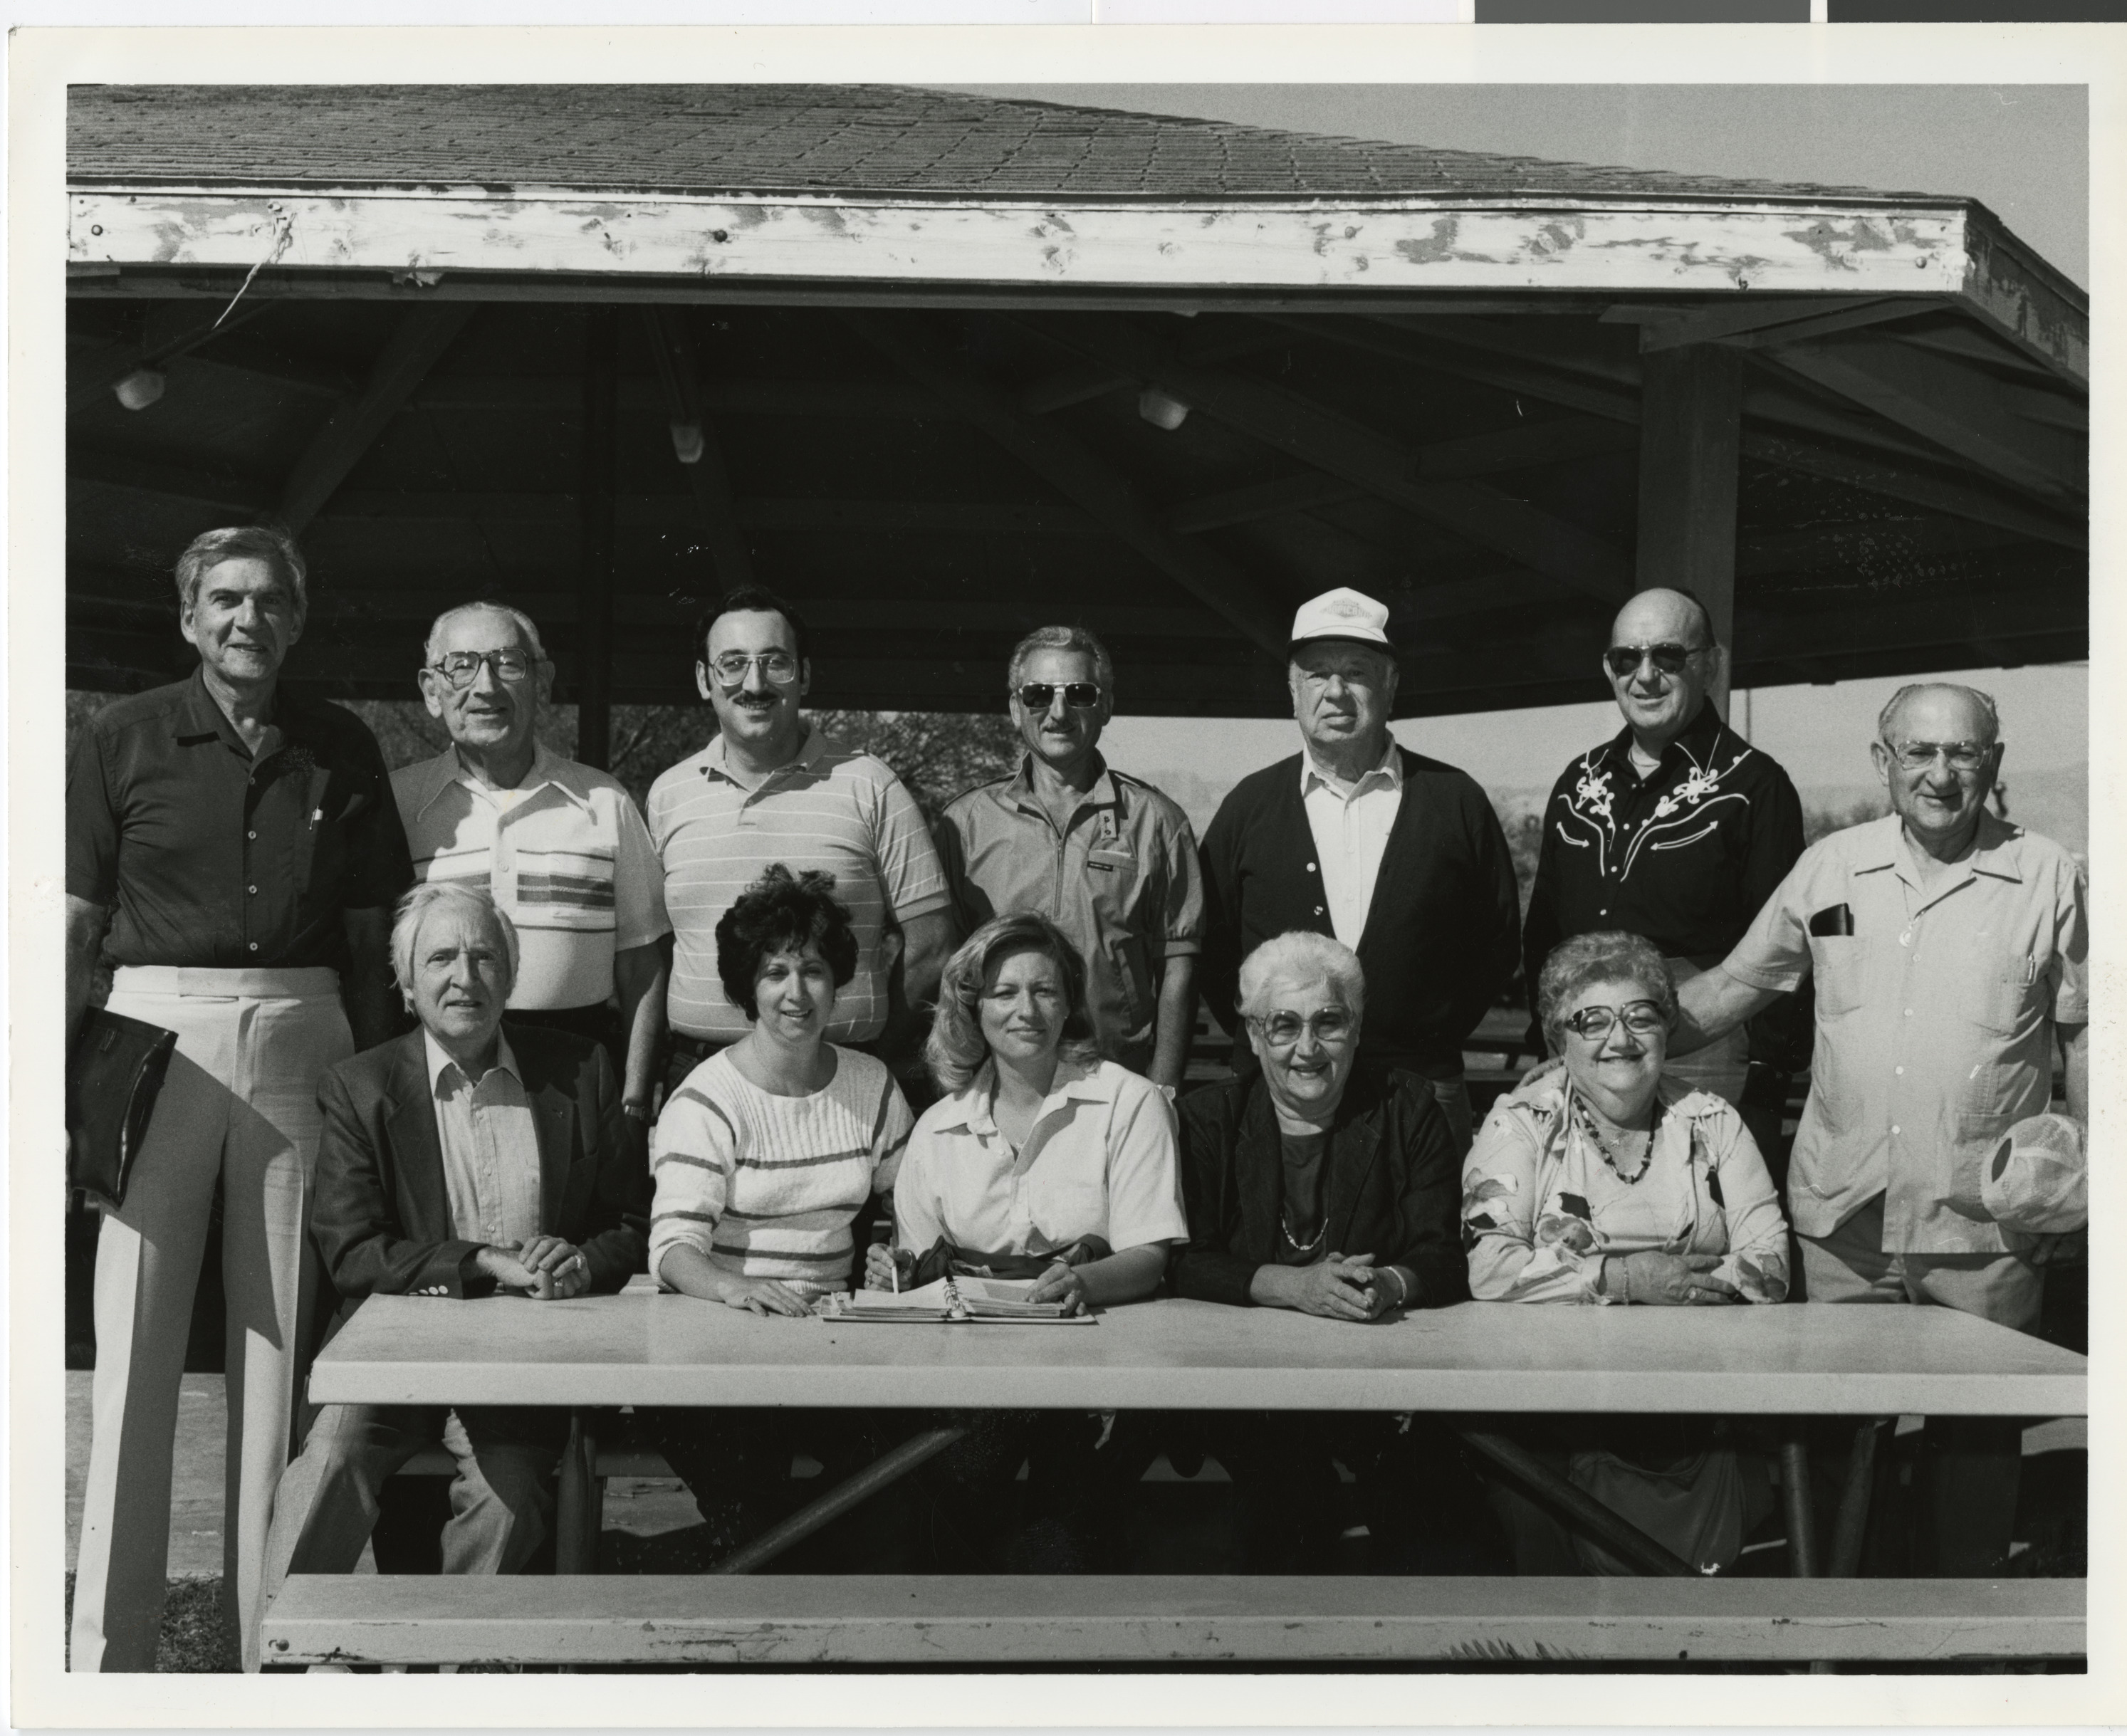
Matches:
[66,523,410,1671]
[1675,681,2088,1575]
[936,624,1203,1092]
[253,882,648,1666]
[393,600,670,1125]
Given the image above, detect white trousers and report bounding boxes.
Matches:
[69,967,351,1673]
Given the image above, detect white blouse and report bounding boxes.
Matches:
[893,1057,1188,1258]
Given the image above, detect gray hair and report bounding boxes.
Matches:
[924,912,1099,1095]
[1007,624,1115,699]
[1878,681,2000,747]
[390,881,519,1012]
[423,600,552,669]
[1535,931,1675,1055]
[174,524,308,620]
[1236,931,1366,1023]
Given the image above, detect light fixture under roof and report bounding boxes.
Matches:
[114,368,166,412]
[1137,387,1190,432]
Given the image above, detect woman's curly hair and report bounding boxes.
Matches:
[1535,929,1676,1054]
[714,864,859,1020]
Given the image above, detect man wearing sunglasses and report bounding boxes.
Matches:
[647,584,951,1091]
[1673,682,2087,1574]
[1199,587,1520,1154]
[1521,586,1806,1166]
[936,626,1203,1093]
[394,602,671,1121]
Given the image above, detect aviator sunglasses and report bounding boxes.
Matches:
[1604,642,1709,679]
[1017,681,1102,711]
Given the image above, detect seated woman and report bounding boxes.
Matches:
[1169,931,1489,1572]
[1462,929,1790,1576]
[864,911,1186,1567]
[648,864,914,1558]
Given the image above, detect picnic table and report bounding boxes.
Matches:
[263,1292,2086,1670]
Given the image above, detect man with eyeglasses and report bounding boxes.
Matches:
[647,584,952,1090]
[392,602,671,1123]
[1199,587,1520,1153]
[1521,587,1806,1159]
[66,524,411,1670]
[1673,682,2087,1574]
[936,626,1203,1093]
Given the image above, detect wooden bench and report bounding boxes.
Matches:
[261,1574,2084,1669]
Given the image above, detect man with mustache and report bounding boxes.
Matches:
[935,625,1203,1094]
[647,585,953,1095]
[1675,682,2088,1573]
[66,524,411,1670]
[1198,587,1521,1153]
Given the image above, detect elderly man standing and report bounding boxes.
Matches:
[66,525,410,1671]
[648,585,953,1088]
[1198,587,1520,1151]
[1521,586,1806,1157]
[936,626,1202,1093]
[1675,681,2088,1574]
[392,601,669,1126]
[256,882,647,1666]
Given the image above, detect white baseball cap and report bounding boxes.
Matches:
[1289,587,1393,653]
[1981,1112,2086,1240]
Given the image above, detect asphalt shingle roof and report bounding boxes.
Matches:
[68,83,1943,206]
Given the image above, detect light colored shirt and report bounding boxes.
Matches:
[394,745,669,1011]
[647,726,951,1043]
[1720,812,2089,1254]
[894,1057,1188,1257]
[1461,1062,1789,1305]
[424,1030,543,1251]
[938,755,1203,1073]
[649,1045,912,1300]
[1299,741,1404,949]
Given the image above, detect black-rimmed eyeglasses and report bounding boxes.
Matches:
[429,649,536,689]
[1562,1000,1668,1041]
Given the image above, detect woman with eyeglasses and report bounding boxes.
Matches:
[864,911,1186,1567]
[1168,931,1488,1572]
[1460,929,1790,1575]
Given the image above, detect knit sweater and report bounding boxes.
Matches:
[1198,748,1521,1077]
[649,1046,912,1300]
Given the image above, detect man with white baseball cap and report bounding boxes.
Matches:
[1198,587,1520,1151]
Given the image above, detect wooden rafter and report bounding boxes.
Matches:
[1767,335,2085,503]
[1047,317,1634,607]
[276,305,475,533]
[840,310,1288,656]
[67,300,272,412]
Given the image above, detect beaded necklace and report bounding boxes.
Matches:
[1569,1087,1663,1186]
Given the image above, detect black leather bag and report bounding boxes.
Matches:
[68,1010,178,1210]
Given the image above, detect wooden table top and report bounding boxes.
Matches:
[310,1292,2086,1416]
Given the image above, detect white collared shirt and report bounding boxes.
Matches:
[424,1030,543,1250]
[1299,740,1404,948]
[393,744,670,1011]
[892,1057,1188,1257]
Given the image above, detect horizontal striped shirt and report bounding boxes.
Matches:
[649,1045,913,1300]
[647,726,950,1042]
[394,745,669,1011]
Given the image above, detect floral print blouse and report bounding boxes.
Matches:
[1460,1060,1790,1304]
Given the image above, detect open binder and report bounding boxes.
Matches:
[815,1275,1094,1324]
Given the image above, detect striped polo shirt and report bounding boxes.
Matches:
[647,726,951,1042]
[649,1045,913,1300]
[394,745,670,1011]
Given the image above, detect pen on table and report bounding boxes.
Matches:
[869,1220,897,1292]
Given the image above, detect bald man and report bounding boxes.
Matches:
[1521,587,1806,1151]
[1675,682,2087,1574]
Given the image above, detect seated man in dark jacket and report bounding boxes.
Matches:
[1172,931,1498,1572]
[255,882,646,1651]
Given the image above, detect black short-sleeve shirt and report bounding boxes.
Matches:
[67,669,414,972]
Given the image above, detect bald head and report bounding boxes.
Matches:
[1878,682,2000,748]
[1609,587,1716,651]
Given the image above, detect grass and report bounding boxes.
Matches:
[61,1572,239,1673]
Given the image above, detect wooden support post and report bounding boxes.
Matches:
[577,309,617,771]
[1780,1429,1820,1579]
[1636,343,1743,714]
[555,1408,600,1574]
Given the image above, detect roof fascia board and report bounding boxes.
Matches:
[1954,204,2089,385]
[70,186,1982,303]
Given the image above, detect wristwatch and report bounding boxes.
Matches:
[621,1100,653,1124]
